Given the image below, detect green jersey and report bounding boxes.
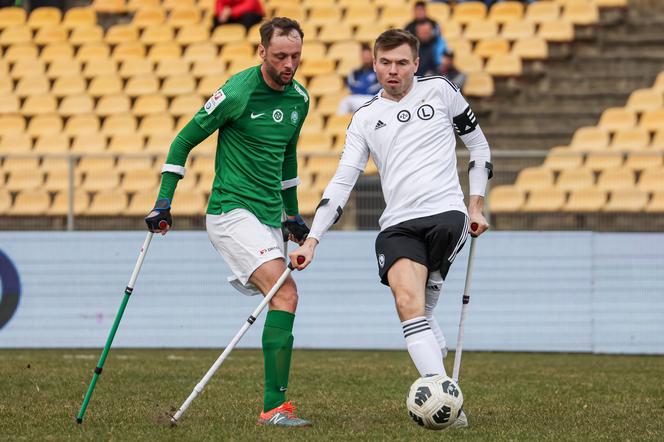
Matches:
[158,65,309,227]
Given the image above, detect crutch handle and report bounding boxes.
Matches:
[470,222,478,231]
[287,256,305,270]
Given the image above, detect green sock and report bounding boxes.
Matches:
[262,310,295,412]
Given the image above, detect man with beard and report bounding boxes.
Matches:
[145,17,312,427]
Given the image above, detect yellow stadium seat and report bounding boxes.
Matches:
[145,134,172,154]
[183,42,217,62]
[34,133,70,153]
[116,156,153,173]
[92,0,127,14]
[563,2,598,25]
[440,20,462,39]
[80,168,120,192]
[15,74,49,98]
[82,59,117,80]
[446,37,471,56]
[47,58,82,79]
[77,42,111,63]
[598,107,636,131]
[0,7,27,28]
[197,74,229,96]
[297,188,322,215]
[40,42,75,63]
[315,93,346,117]
[5,169,44,192]
[563,188,606,212]
[162,74,196,96]
[596,168,635,192]
[653,71,664,93]
[210,23,245,44]
[218,41,253,61]
[48,189,89,215]
[141,24,174,45]
[464,21,498,41]
[245,23,261,45]
[105,24,139,44]
[52,74,86,97]
[170,189,206,216]
[126,189,156,216]
[584,152,624,172]
[538,19,574,43]
[28,7,62,29]
[379,5,410,27]
[112,42,146,62]
[611,128,650,151]
[502,21,535,40]
[107,133,145,153]
[0,25,32,45]
[308,6,341,26]
[22,94,57,116]
[227,57,258,74]
[34,25,67,45]
[344,5,378,27]
[525,1,559,24]
[85,189,129,215]
[452,1,487,25]
[625,88,663,112]
[64,114,100,136]
[192,59,226,78]
[101,114,137,137]
[646,191,664,212]
[96,94,131,117]
[298,133,332,153]
[301,41,327,61]
[27,114,62,137]
[4,43,38,63]
[119,58,153,78]
[170,93,202,117]
[475,37,510,58]
[0,114,26,136]
[354,23,389,44]
[0,93,19,114]
[8,189,51,215]
[0,133,32,153]
[70,25,104,45]
[318,23,354,44]
[487,185,525,212]
[489,1,524,24]
[624,152,663,172]
[127,0,161,11]
[428,3,451,23]
[122,169,159,192]
[177,25,209,45]
[514,167,554,191]
[10,58,45,80]
[0,76,11,95]
[556,168,594,191]
[512,36,548,60]
[132,94,168,117]
[89,74,123,97]
[42,168,80,192]
[604,189,648,212]
[125,74,160,97]
[453,53,484,73]
[523,188,566,212]
[485,53,522,76]
[63,7,96,29]
[147,41,182,62]
[3,156,40,173]
[0,189,10,214]
[168,7,200,28]
[155,58,191,78]
[325,114,352,136]
[639,109,664,132]
[570,127,609,151]
[273,6,305,23]
[327,41,361,62]
[652,130,664,150]
[308,74,344,97]
[132,8,165,29]
[638,167,664,192]
[299,58,335,77]
[71,133,107,153]
[463,72,494,97]
[300,113,323,136]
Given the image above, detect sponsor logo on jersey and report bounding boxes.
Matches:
[273,109,284,122]
[374,120,386,130]
[397,110,411,123]
[204,89,226,115]
[290,110,299,124]
[378,253,385,268]
[417,104,434,120]
[259,246,280,256]
[293,83,309,103]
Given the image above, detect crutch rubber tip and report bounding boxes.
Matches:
[76,418,82,424]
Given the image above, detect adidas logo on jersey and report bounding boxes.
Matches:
[374,120,386,130]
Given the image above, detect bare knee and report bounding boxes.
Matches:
[393,286,424,321]
[270,278,298,313]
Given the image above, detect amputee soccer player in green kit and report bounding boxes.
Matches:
[145,17,313,427]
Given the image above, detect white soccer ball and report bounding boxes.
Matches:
[406,374,464,430]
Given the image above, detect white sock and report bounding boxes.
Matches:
[402,316,446,377]
[425,271,448,357]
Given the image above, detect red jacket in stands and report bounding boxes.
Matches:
[215,0,264,19]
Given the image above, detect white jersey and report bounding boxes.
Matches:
[339,76,476,231]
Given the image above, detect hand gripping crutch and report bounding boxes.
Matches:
[170,256,304,425]
[452,223,479,382]
[77,231,158,424]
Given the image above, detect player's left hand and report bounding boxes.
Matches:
[282,214,310,245]
[469,211,489,237]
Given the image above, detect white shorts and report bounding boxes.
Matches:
[206,209,285,295]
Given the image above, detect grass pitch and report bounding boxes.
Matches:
[2,349,663,441]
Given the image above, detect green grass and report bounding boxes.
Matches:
[2,349,663,441]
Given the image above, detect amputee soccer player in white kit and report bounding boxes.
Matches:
[290,29,492,428]
[145,17,313,427]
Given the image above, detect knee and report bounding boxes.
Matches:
[394,287,422,319]
[271,279,298,312]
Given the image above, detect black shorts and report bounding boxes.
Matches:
[375,210,469,286]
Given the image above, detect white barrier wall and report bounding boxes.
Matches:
[0,231,662,354]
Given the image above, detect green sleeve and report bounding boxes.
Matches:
[281,98,309,216]
[157,119,210,201]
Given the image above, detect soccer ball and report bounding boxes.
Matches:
[406,374,463,430]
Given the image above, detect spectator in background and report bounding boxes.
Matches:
[414,20,446,77]
[440,50,466,89]
[405,1,441,37]
[214,0,264,30]
[337,43,381,115]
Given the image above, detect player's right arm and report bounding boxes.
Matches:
[288,116,369,269]
[146,79,248,233]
